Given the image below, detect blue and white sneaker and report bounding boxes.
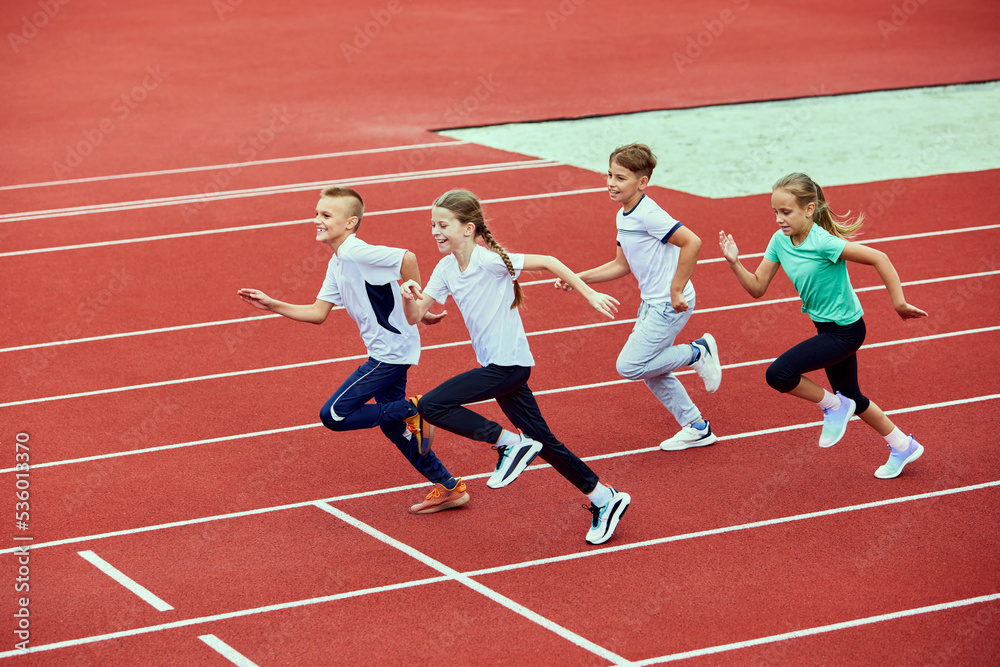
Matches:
[659,421,717,451]
[874,437,924,479]
[691,333,721,393]
[486,435,543,489]
[819,392,856,448]
[585,488,631,545]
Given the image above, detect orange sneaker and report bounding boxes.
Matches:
[404,395,435,456]
[409,478,469,514]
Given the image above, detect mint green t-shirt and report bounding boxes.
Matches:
[763,225,864,325]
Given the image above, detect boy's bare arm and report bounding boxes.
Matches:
[668,226,701,311]
[555,247,631,290]
[237,289,334,324]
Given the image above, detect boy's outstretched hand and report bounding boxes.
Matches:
[238,288,275,311]
[421,310,447,325]
[553,278,574,292]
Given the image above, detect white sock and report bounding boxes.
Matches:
[818,390,840,411]
[885,427,910,451]
[587,482,613,507]
[496,430,520,447]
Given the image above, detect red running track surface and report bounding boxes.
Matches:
[2,1,999,665]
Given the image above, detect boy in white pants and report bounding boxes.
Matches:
[555,143,722,450]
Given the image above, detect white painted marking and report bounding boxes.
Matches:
[440,82,1000,198]
[2,394,996,554]
[0,140,468,191]
[1,484,996,659]
[198,635,259,667]
[0,187,605,258]
[3,300,996,409]
[0,575,450,659]
[0,160,559,223]
[632,593,1000,665]
[77,550,173,611]
[314,502,631,665]
[2,223,994,352]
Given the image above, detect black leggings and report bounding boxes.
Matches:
[765,318,871,414]
[418,364,599,495]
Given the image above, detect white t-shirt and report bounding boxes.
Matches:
[424,245,534,367]
[316,234,420,365]
[616,194,696,304]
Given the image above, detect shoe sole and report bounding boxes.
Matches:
[699,333,721,393]
[487,441,543,489]
[409,492,470,514]
[874,444,924,479]
[818,397,856,448]
[659,432,718,451]
[586,493,631,545]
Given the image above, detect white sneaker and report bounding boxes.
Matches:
[659,422,718,451]
[690,333,721,393]
[585,488,630,545]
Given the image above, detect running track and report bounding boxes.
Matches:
[2,1,999,665]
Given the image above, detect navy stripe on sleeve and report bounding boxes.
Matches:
[661,222,683,244]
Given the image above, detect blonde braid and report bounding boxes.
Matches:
[433,189,525,310]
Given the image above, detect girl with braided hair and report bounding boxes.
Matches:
[720,173,927,479]
[400,189,631,545]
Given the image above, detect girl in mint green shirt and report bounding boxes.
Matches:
[719,173,927,479]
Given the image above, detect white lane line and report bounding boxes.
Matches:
[0,575,450,659]
[3,316,997,409]
[0,140,469,191]
[198,635,259,667]
[0,187,605,258]
[77,550,173,611]
[1,482,996,659]
[0,159,559,223]
[313,502,631,666]
[0,314,282,353]
[2,226,994,351]
[632,593,1000,665]
[1,392,996,553]
[2,388,997,477]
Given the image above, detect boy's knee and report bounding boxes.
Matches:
[615,356,644,381]
[320,405,347,431]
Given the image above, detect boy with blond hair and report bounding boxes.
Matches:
[238,186,468,514]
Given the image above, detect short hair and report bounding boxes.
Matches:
[609,143,657,179]
[320,186,364,230]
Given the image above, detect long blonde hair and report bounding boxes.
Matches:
[433,189,524,309]
[773,173,863,240]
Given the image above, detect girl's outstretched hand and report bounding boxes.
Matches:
[237,288,274,311]
[719,231,739,264]
[400,279,422,301]
[895,302,928,320]
[586,291,619,319]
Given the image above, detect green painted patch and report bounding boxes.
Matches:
[440,82,1000,199]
